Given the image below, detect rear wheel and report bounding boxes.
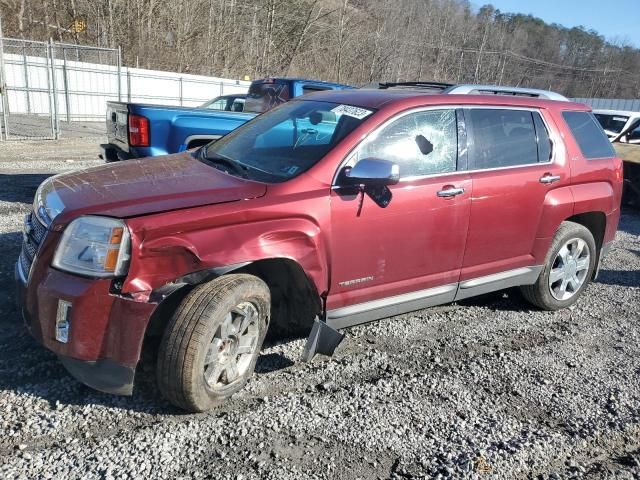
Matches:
[520,221,597,310]
[157,274,270,412]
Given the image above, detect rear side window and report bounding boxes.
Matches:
[302,85,331,95]
[562,111,615,159]
[467,109,541,169]
[244,81,291,113]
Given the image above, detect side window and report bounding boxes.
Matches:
[302,85,331,95]
[562,111,616,159]
[354,109,458,178]
[533,112,552,162]
[467,109,539,169]
[205,99,226,110]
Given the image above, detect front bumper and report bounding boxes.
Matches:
[58,355,135,395]
[16,262,156,396]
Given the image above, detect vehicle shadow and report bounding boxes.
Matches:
[619,207,640,236]
[596,269,640,288]
[456,288,534,313]
[0,173,53,203]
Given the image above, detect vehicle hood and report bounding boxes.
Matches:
[44,152,267,224]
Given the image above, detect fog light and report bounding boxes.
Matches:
[55,300,72,343]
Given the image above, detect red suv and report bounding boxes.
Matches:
[16,84,623,412]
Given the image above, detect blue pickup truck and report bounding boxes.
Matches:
[101,77,353,161]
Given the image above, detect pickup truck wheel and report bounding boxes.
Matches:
[520,221,597,311]
[157,274,270,412]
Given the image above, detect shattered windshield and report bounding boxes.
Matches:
[202,100,375,182]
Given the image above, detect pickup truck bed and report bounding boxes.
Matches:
[103,102,255,160]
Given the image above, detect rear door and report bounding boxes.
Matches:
[459,107,564,285]
[327,108,471,322]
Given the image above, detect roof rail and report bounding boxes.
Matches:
[443,84,569,101]
[378,81,454,91]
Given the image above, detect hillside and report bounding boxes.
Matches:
[1,0,639,97]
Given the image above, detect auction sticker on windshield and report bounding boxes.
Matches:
[331,104,373,120]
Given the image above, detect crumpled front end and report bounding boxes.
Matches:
[16,209,156,395]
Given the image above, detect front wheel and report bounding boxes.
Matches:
[521,221,597,310]
[157,274,270,412]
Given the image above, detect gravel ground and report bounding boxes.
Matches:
[0,141,639,479]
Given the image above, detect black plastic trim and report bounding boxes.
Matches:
[58,355,135,396]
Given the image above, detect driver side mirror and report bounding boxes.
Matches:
[341,158,400,186]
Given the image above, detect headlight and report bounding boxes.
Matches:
[34,177,65,225]
[52,216,131,278]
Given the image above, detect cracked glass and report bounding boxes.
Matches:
[354,109,458,178]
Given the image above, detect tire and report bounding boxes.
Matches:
[157,274,270,412]
[520,221,597,311]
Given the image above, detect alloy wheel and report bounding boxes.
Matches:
[548,237,591,301]
[203,301,260,390]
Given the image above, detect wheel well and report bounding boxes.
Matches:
[236,258,321,339]
[142,258,320,352]
[565,211,606,252]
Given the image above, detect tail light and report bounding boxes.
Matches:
[128,114,149,147]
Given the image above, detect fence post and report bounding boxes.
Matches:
[45,39,55,139]
[0,18,9,140]
[179,77,183,106]
[49,39,60,139]
[22,43,31,114]
[117,46,122,102]
[126,68,131,102]
[62,47,71,123]
[219,81,223,96]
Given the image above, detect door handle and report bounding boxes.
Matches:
[437,187,465,198]
[539,173,561,184]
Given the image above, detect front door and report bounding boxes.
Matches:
[326,108,472,324]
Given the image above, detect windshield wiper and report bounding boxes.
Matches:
[201,146,248,178]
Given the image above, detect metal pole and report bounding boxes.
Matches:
[62,47,71,123]
[0,18,10,140]
[49,39,60,139]
[126,68,131,102]
[117,46,122,101]
[45,39,55,139]
[179,77,183,106]
[22,43,31,114]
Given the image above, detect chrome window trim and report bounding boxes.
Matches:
[331,104,558,186]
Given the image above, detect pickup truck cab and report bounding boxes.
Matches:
[101,77,353,161]
[18,84,622,412]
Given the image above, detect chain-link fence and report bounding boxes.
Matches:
[0,38,57,140]
[1,34,249,142]
[0,37,120,140]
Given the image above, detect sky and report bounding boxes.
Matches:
[478,0,640,47]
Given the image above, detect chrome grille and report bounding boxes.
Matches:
[18,211,48,281]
